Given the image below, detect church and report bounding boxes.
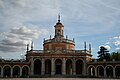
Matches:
[0,15,120,78]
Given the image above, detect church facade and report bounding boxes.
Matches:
[0,16,120,78]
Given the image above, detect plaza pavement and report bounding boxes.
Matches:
[0,78,119,80]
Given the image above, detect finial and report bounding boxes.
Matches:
[44,38,45,42]
[84,41,87,51]
[73,38,75,42]
[66,35,68,39]
[27,44,29,51]
[89,44,91,53]
[31,41,33,50]
[58,14,60,23]
[50,35,51,39]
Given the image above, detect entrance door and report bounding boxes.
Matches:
[56,65,62,74]
[55,59,62,75]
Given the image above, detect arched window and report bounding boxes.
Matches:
[66,59,72,75]
[34,59,42,75]
[76,59,83,74]
[45,59,51,74]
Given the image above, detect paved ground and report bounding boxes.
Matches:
[0,78,119,80]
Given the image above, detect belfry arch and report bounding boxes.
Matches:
[66,59,73,75]
[115,65,120,78]
[96,66,104,77]
[88,66,95,76]
[3,65,11,77]
[13,66,20,77]
[106,65,113,77]
[0,66,1,77]
[22,66,29,76]
[76,59,83,75]
[45,59,51,74]
[34,59,42,75]
[55,59,62,75]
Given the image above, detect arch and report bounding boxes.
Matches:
[55,59,62,74]
[22,66,29,76]
[76,59,83,75]
[0,66,2,77]
[96,65,104,77]
[66,59,73,75]
[115,65,120,78]
[34,59,42,75]
[87,65,95,76]
[105,65,113,77]
[13,65,21,77]
[45,59,51,74]
[3,65,11,77]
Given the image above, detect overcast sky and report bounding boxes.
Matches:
[0,0,120,59]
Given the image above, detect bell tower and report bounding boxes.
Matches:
[54,14,64,38]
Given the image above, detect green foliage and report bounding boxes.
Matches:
[110,52,120,61]
[97,46,110,61]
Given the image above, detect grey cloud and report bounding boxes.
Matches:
[0,26,48,52]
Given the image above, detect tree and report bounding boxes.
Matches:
[97,46,110,61]
[110,52,120,61]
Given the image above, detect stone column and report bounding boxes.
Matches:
[62,58,66,75]
[1,68,3,77]
[10,68,13,77]
[73,58,76,75]
[95,67,97,77]
[113,67,115,78]
[41,58,45,75]
[20,67,22,77]
[83,61,87,76]
[104,68,106,78]
[51,58,55,75]
[30,57,34,76]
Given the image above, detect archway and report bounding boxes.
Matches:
[34,59,41,75]
[88,66,95,76]
[97,66,104,77]
[106,66,113,77]
[76,59,83,74]
[0,66,1,77]
[45,59,51,74]
[22,66,29,76]
[115,66,120,78]
[13,66,20,77]
[66,59,72,75]
[3,66,11,77]
[55,59,62,74]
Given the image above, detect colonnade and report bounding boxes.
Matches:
[0,65,30,77]
[30,57,86,76]
[87,65,120,78]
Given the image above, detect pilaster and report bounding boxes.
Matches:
[62,58,66,75]
[41,58,45,75]
[73,58,76,75]
[10,68,13,77]
[51,58,55,75]
[30,57,34,76]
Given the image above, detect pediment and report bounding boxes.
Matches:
[54,50,63,54]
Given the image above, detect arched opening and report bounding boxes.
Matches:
[3,66,11,77]
[13,66,20,77]
[55,59,62,75]
[0,67,1,77]
[22,66,29,76]
[45,59,51,74]
[34,59,41,75]
[106,66,113,77]
[115,66,120,78]
[76,59,83,74]
[66,59,72,75]
[88,66,95,76]
[97,66,104,77]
